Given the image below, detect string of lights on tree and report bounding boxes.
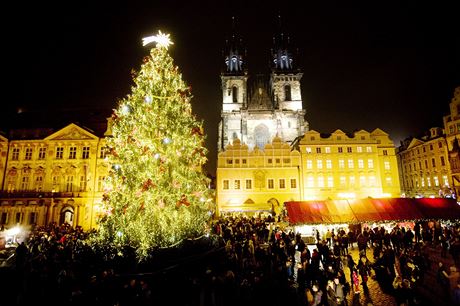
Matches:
[94,31,212,261]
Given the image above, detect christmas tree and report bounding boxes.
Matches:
[96,31,212,260]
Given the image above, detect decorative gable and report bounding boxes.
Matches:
[45,123,98,141]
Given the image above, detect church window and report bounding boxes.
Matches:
[232,86,238,103]
[284,85,291,101]
[254,124,270,150]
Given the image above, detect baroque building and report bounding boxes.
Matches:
[0,123,110,231]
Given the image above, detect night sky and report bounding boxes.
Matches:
[3,1,459,175]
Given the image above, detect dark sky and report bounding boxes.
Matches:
[3,1,460,175]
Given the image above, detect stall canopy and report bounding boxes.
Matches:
[285,198,460,225]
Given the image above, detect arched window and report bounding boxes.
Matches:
[284,85,291,101]
[232,86,238,103]
[254,124,270,149]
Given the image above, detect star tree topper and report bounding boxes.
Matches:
[142,30,174,49]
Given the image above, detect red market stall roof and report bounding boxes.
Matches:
[285,198,460,225]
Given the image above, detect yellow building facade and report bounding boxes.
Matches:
[0,123,109,231]
[217,137,302,215]
[297,129,401,200]
[216,129,402,214]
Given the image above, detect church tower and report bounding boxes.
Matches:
[218,17,308,152]
[218,18,248,151]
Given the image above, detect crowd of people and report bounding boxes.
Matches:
[0,216,459,306]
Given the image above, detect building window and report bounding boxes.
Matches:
[438,142,443,148]
[326,160,332,169]
[245,179,252,189]
[34,176,43,191]
[0,213,8,225]
[317,160,323,169]
[234,180,240,190]
[325,147,331,153]
[347,147,352,153]
[97,176,105,191]
[242,159,247,164]
[306,147,312,153]
[423,147,426,153]
[337,136,342,140]
[21,176,30,191]
[357,146,362,153]
[69,147,77,159]
[66,176,74,192]
[279,179,286,189]
[424,160,428,169]
[235,159,240,165]
[15,212,23,224]
[349,176,355,187]
[338,147,343,153]
[348,159,354,168]
[29,212,37,225]
[383,150,388,156]
[340,176,346,187]
[318,177,324,188]
[284,85,291,101]
[434,176,439,186]
[283,158,290,164]
[53,176,60,192]
[386,177,392,186]
[12,148,20,160]
[82,146,90,159]
[80,176,87,192]
[443,175,449,186]
[38,147,46,160]
[441,156,445,166]
[226,159,233,164]
[268,158,273,164]
[56,147,64,159]
[232,86,238,103]
[100,147,108,159]
[275,158,280,164]
[358,159,364,169]
[306,160,312,169]
[427,177,431,187]
[369,176,376,186]
[307,176,314,187]
[368,159,374,169]
[316,147,321,153]
[327,177,333,187]
[25,148,33,160]
[360,175,366,186]
[290,179,297,189]
[430,144,433,151]
[366,146,372,153]
[268,179,274,189]
[384,161,390,170]
[339,159,345,169]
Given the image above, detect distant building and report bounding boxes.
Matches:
[397,86,460,198]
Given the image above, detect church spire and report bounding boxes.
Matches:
[223,16,246,75]
[271,15,296,72]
